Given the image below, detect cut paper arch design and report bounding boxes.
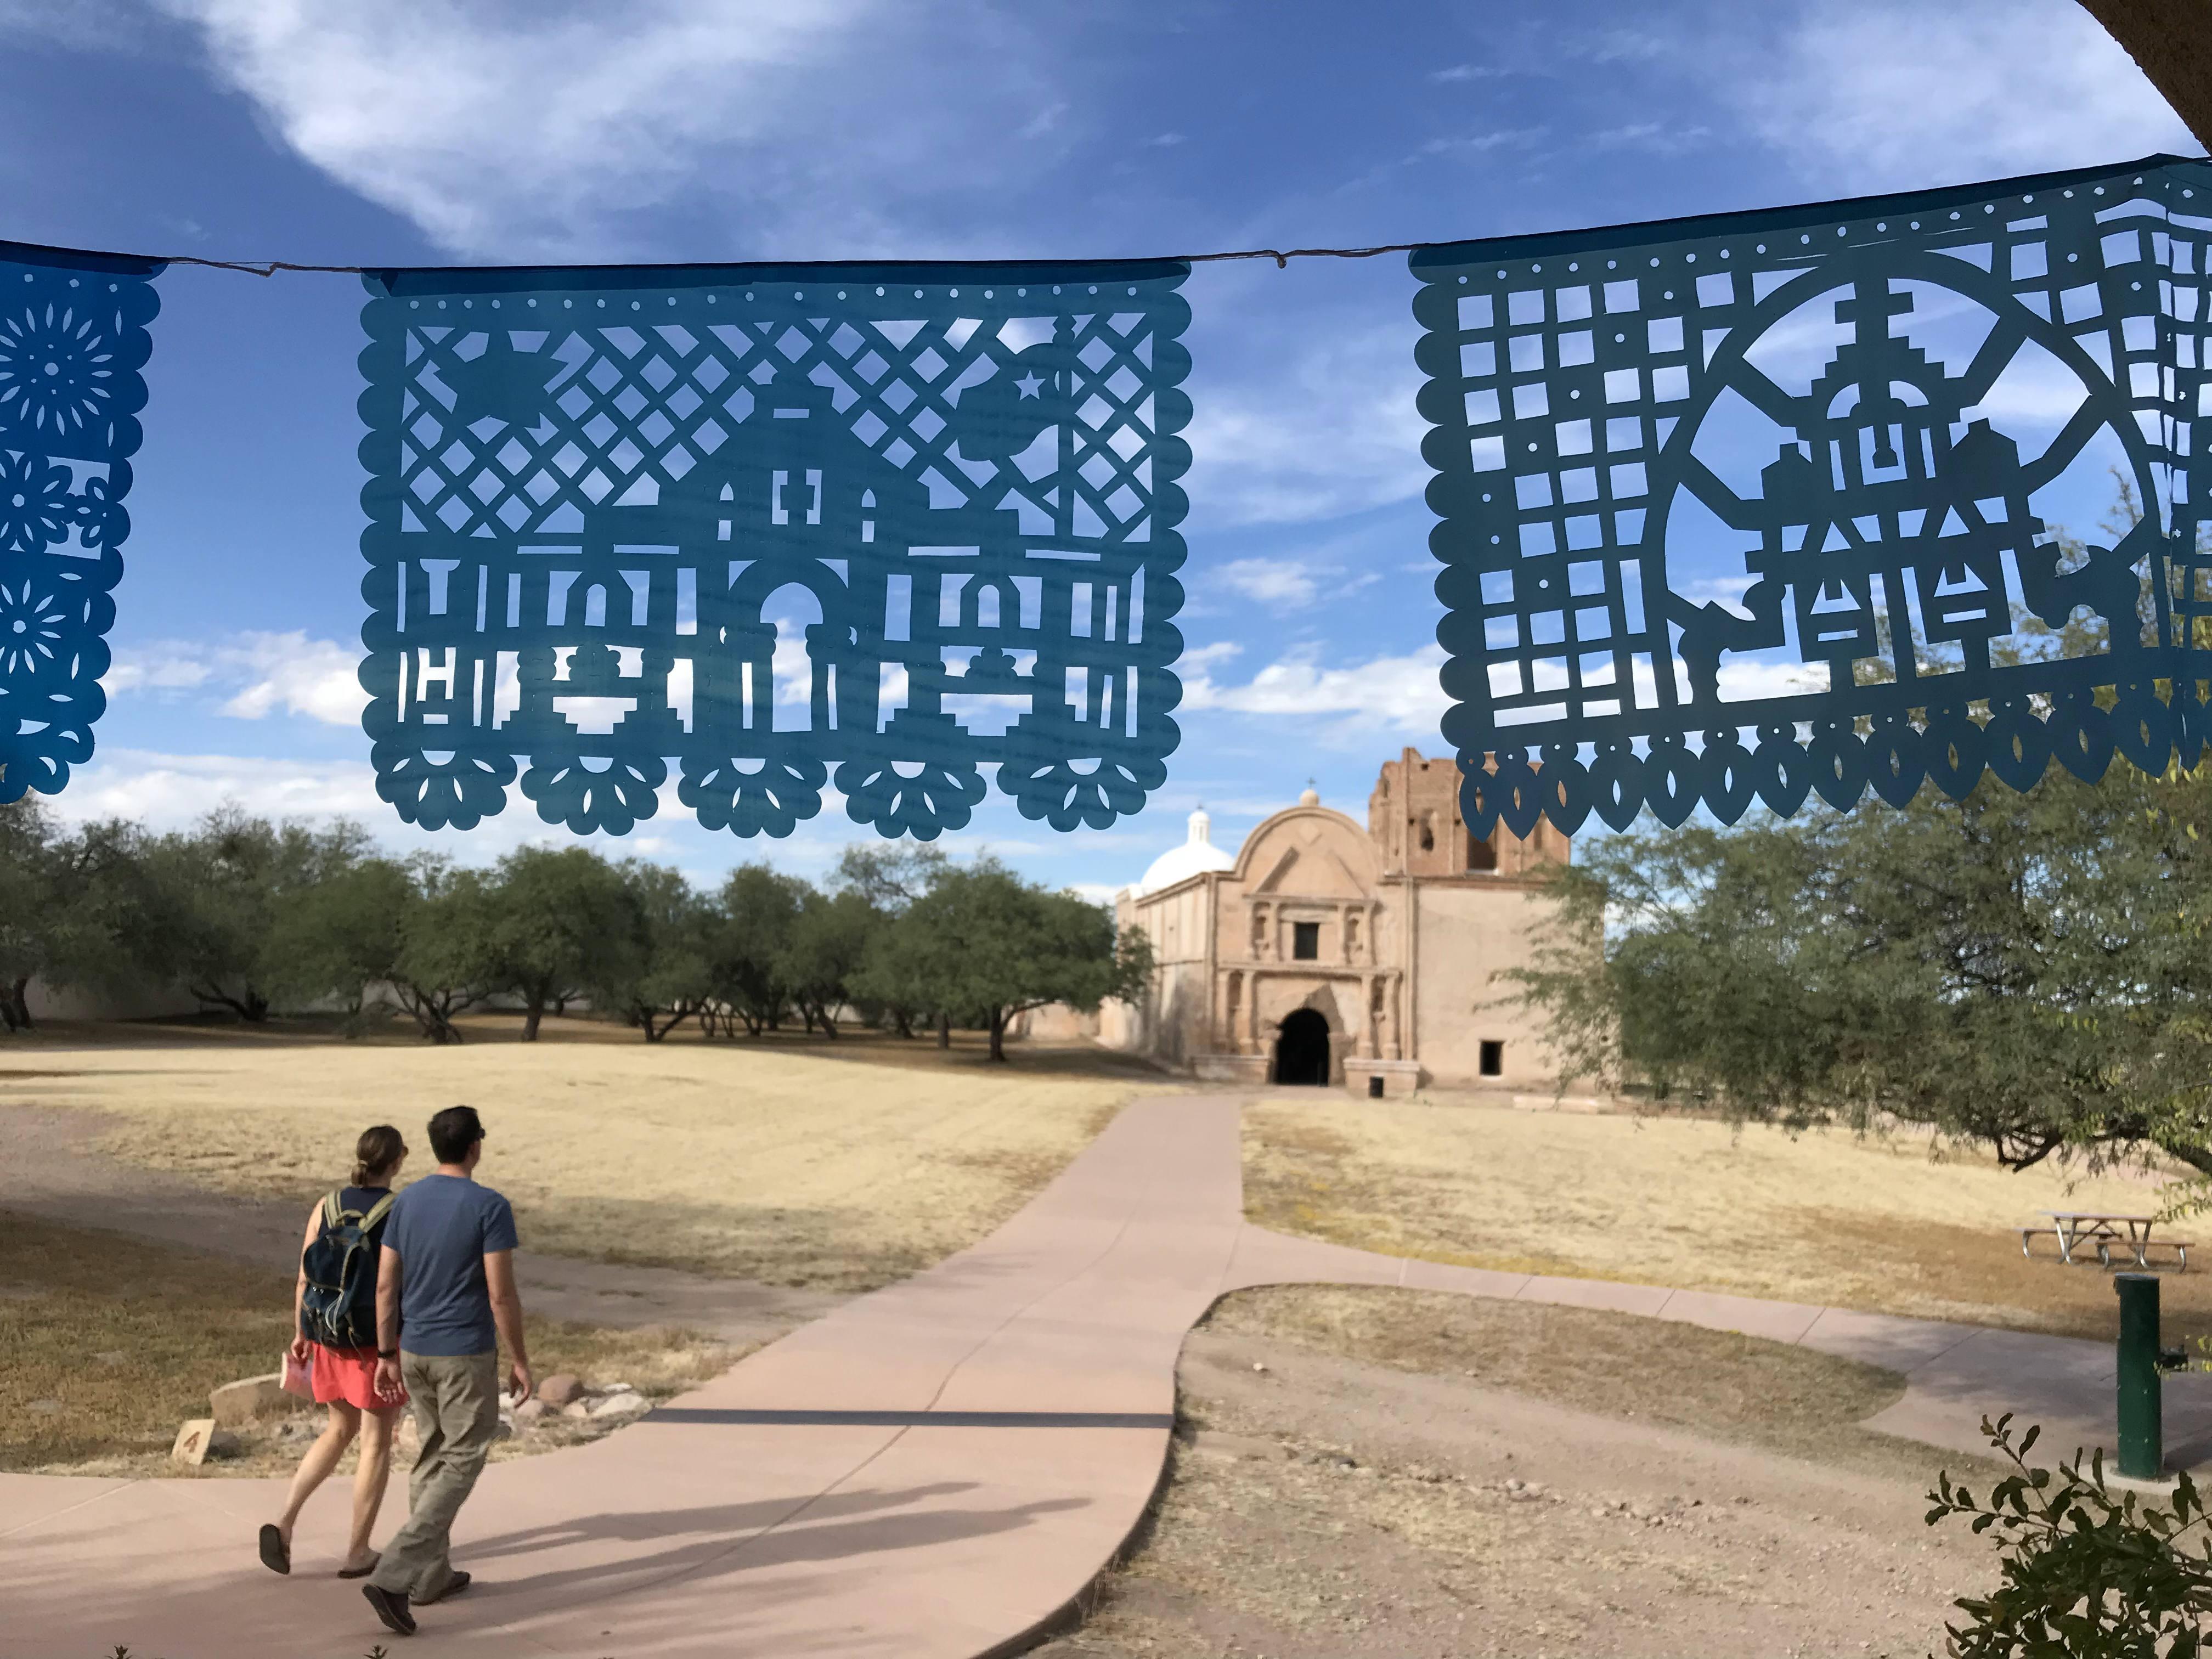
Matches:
[358,260,1192,842]
[0,241,161,805]
[1412,153,2212,837]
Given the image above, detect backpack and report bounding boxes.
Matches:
[300,1189,396,1351]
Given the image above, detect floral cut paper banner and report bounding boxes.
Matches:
[357,260,1192,840]
[0,242,161,804]
[1414,154,2212,837]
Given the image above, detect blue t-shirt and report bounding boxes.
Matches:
[382,1173,519,1357]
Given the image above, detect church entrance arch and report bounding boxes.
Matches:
[1273,1008,1331,1086]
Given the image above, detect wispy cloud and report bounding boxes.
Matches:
[1414,127,1547,161]
[1180,318,1429,527]
[150,0,1074,259]
[1427,63,1505,84]
[1589,121,1712,156]
[1217,557,1324,612]
[1210,556,1382,614]
[1722,0,2194,184]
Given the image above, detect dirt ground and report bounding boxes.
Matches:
[1040,1286,1997,1659]
[0,1018,1164,1293]
[0,1211,737,1474]
[1245,1093,2212,1345]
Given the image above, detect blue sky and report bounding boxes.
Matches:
[3,0,2195,898]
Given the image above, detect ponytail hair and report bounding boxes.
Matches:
[353,1124,407,1186]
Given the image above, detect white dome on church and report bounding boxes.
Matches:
[1132,806,1237,896]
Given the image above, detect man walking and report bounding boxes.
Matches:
[362,1105,531,1637]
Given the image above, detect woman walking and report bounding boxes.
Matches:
[259,1125,411,1578]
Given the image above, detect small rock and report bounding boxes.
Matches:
[1250,1362,1268,1374]
[599,1380,636,1395]
[209,1374,291,1429]
[27,1399,63,1415]
[513,1398,549,1424]
[1187,1431,1288,1464]
[537,1373,584,1407]
[561,1401,591,1419]
[588,1392,651,1421]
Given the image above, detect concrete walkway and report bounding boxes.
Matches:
[7,1093,2210,1658]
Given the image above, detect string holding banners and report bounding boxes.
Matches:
[1413,154,2212,838]
[357,260,1192,841]
[0,242,161,804]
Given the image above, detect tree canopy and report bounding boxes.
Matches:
[0,801,1148,1056]
[1511,760,2212,1176]
[853,859,1153,1061]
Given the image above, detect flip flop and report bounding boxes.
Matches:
[257,1523,290,1576]
[337,1553,380,1579]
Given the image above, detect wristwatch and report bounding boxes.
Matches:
[377,1348,398,1359]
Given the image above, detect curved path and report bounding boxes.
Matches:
[9,1094,2212,1657]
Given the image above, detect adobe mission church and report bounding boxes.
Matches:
[1099,748,1570,1094]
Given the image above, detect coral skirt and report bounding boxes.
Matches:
[310,1343,408,1410]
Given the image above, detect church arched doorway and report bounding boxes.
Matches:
[1273,1008,1331,1086]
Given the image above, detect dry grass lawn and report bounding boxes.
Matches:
[1246,1096,2212,1345]
[1203,1284,1911,1470]
[1,1018,1165,1292]
[0,1212,733,1474]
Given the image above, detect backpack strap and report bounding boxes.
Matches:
[319,1189,345,1229]
[360,1192,398,1233]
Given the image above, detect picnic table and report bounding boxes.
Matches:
[2019,1212,2191,1271]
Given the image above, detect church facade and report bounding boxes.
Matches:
[1102,749,1571,1093]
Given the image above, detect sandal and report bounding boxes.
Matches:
[415,1570,471,1605]
[337,1553,380,1579]
[258,1523,291,1576]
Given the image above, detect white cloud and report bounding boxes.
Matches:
[152,0,1072,258]
[1181,642,1448,735]
[217,631,371,726]
[1180,641,1245,670]
[46,747,385,827]
[1728,0,2194,184]
[110,631,369,726]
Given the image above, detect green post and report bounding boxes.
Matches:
[2115,1272,2162,1480]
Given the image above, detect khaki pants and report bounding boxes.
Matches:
[370,1350,500,1601]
